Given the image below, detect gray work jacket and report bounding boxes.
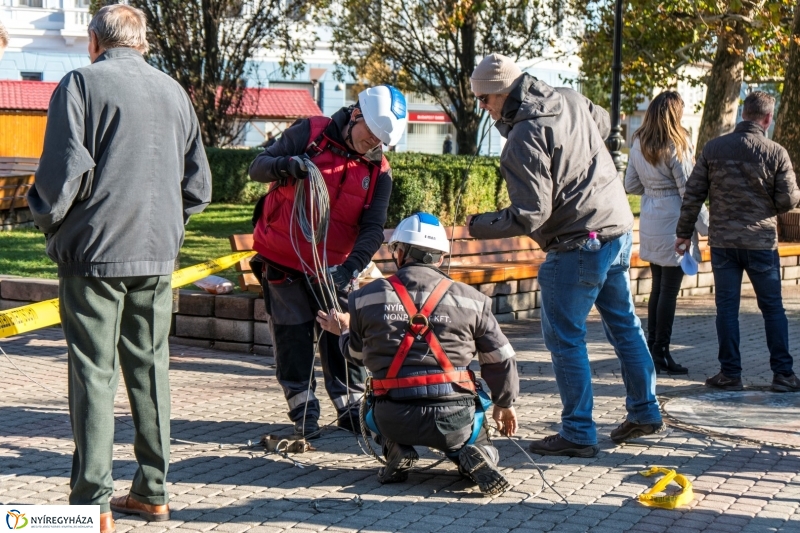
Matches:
[341,263,519,407]
[28,48,211,277]
[470,74,633,252]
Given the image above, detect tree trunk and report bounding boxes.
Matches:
[695,19,750,155]
[774,5,800,170]
[455,7,479,155]
[202,0,220,147]
[454,111,480,156]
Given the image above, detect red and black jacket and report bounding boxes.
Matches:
[249,107,393,276]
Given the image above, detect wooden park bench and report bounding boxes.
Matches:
[229,223,800,320]
[229,226,547,294]
[0,157,38,212]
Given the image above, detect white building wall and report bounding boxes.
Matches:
[0,4,582,154]
[0,1,91,81]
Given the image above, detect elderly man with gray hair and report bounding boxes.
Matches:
[27,5,211,533]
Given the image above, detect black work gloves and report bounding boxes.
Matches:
[328,264,358,292]
[278,155,310,180]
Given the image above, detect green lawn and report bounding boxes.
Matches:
[0,204,254,285]
[179,204,254,284]
[0,227,56,279]
[0,197,641,285]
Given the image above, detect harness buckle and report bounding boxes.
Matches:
[306,141,322,156]
[409,313,430,338]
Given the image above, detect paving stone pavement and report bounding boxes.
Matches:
[2,290,800,532]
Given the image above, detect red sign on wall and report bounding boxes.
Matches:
[408,112,451,123]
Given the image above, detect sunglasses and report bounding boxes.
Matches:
[476,94,490,104]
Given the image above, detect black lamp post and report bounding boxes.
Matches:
[606,0,626,172]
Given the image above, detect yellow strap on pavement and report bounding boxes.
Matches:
[0,251,255,339]
[637,466,694,509]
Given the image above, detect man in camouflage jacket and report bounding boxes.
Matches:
[676,91,800,393]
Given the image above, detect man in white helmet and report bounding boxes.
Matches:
[317,213,519,496]
[249,85,407,439]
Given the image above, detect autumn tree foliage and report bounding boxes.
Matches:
[328,0,566,155]
[574,0,794,152]
[92,0,315,147]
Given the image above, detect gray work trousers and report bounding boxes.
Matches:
[60,275,172,513]
[373,397,497,465]
[260,265,365,424]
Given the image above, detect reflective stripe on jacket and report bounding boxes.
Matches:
[346,263,519,407]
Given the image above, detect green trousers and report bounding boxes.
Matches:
[60,275,172,513]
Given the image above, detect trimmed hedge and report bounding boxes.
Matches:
[206,148,266,204]
[384,153,508,227]
[206,148,508,226]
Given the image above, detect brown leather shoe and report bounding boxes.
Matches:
[109,494,170,522]
[99,512,115,533]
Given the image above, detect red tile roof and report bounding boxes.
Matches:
[0,80,58,111]
[0,81,322,119]
[234,88,322,119]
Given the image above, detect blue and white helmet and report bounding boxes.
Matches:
[359,85,408,146]
[389,212,450,255]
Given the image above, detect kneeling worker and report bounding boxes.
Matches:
[317,213,519,495]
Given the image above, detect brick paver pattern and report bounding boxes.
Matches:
[2,291,800,532]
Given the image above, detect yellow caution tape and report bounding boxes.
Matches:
[0,251,255,339]
[0,299,62,340]
[637,467,694,509]
[169,251,255,289]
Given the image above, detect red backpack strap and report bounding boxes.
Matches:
[363,156,389,210]
[384,275,454,379]
[305,116,332,157]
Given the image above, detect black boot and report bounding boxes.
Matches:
[650,344,668,374]
[378,440,418,484]
[653,344,688,375]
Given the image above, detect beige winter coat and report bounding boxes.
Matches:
[625,138,707,266]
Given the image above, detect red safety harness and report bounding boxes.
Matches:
[371,275,477,396]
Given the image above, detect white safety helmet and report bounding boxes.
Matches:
[389,212,450,259]
[358,85,408,146]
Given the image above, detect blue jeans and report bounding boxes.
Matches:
[538,231,661,445]
[711,248,793,378]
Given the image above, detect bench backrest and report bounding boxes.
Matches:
[228,226,543,290]
[229,219,709,291]
[372,226,545,273]
[0,157,38,212]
